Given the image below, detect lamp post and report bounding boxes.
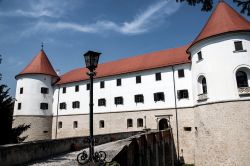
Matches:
[77,51,106,165]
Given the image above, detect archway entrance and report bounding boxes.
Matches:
[159,118,168,130]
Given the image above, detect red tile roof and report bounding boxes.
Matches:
[57,45,190,85]
[16,50,59,79]
[187,1,250,52]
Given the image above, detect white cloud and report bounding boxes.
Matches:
[22,0,180,36]
[0,0,72,18]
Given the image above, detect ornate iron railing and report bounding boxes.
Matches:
[197,93,208,101]
[238,87,250,95]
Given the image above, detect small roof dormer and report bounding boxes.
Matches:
[16,49,59,79]
[187,1,250,52]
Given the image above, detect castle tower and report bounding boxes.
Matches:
[188,1,250,165]
[13,48,59,141]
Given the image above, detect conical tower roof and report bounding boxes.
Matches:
[188,1,250,51]
[16,49,59,79]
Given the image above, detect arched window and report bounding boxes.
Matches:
[198,75,207,94]
[201,77,207,94]
[236,71,248,88]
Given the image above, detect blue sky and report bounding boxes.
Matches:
[0,0,249,96]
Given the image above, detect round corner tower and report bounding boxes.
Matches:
[187,1,250,165]
[13,49,59,141]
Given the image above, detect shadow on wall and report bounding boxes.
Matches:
[111,129,179,166]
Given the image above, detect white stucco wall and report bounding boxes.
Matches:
[14,74,54,116]
[52,64,193,116]
[190,32,250,104]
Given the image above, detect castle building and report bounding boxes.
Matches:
[13,1,250,165]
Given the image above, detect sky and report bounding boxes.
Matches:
[0,0,249,97]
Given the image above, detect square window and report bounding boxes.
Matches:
[134,94,144,103]
[72,101,80,108]
[100,81,105,88]
[136,76,141,84]
[155,73,161,81]
[154,92,165,102]
[59,102,66,109]
[86,83,90,90]
[62,87,66,93]
[40,103,48,110]
[20,87,23,94]
[117,79,121,86]
[18,103,21,110]
[178,69,185,78]
[75,85,79,92]
[41,87,49,94]
[234,41,243,51]
[177,90,189,99]
[99,120,105,128]
[197,51,203,61]
[98,98,106,106]
[114,97,123,105]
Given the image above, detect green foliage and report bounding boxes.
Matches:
[0,84,30,145]
[176,0,250,16]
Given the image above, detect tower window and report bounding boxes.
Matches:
[100,81,105,88]
[41,87,49,94]
[99,120,105,128]
[59,102,67,109]
[136,76,141,84]
[75,85,79,92]
[20,87,23,94]
[127,119,133,128]
[58,121,62,129]
[137,118,143,127]
[234,41,244,51]
[62,87,66,93]
[117,78,121,86]
[178,69,185,78]
[155,72,161,81]
[86,83,90,90]
[197,51,203,61]
[177,90,189,99]
[73,121,78,128]
[98,98,106,106]
[114,96,123,105]
[17,103,21,110]
[40,103,48,110]
[134,94,144,103]
[72,101,80,109]
[236,71,248,88]
[154,92,165,102]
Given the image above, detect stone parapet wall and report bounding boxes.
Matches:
[194,100,250,166]
[0,131,141,166]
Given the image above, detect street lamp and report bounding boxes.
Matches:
[77,51,106,165]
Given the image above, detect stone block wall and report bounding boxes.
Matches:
[194,100,250,166]
[12,116,53,141]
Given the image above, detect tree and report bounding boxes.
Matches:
[176,0,250,16]
[0,55,30,145]
[0,85,30,145]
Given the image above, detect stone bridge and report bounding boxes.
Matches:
[0,129,175,166]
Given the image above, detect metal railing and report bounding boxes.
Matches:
[197,93,208,101]
[238,87,250,95]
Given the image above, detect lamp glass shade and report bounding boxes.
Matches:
[84,51,101,71]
